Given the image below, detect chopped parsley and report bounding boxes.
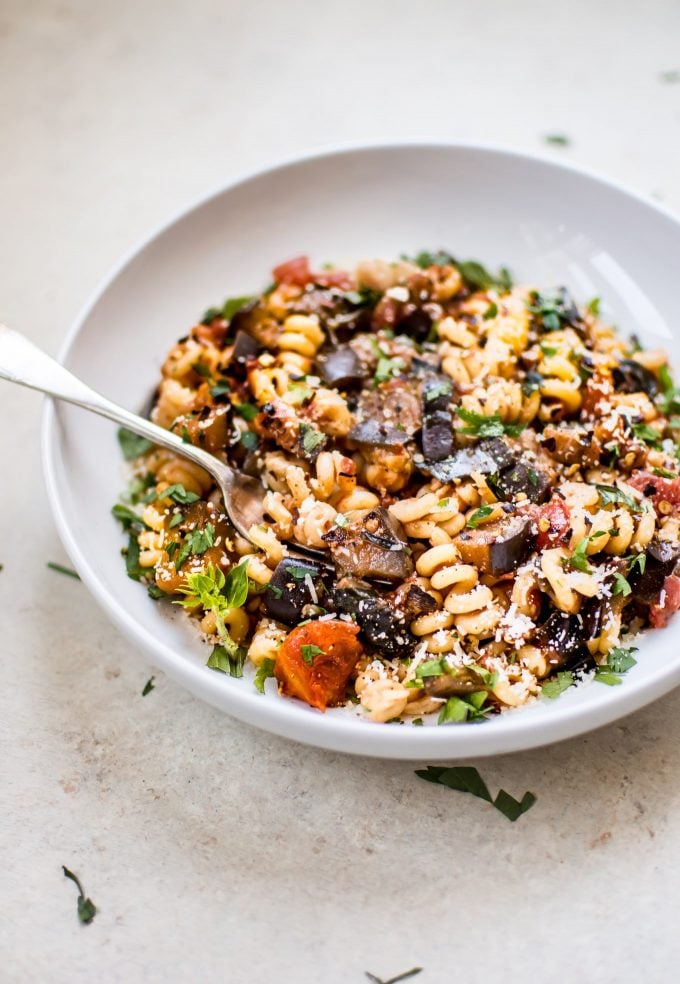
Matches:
[62,866,97,924]
[415,765,536,822]
[628,553,646,576]
[343,287,382,308]
[210,379,231,398]
[124,532,143,581]
[222,295,255,321]
[160,483,200,505]
[207,642,245,677]
[541,671,575,699]
[168,511,184,529]
[173,522,215,570]
[457,259,513,292]
[301,644,324,665]
[587,296,601,316]
[653,466,677,479]
[46,561,80,579]
[466,505,495,528]
[594,646,638,686]
[374,355,405,385]
[424,379,453,402]
[254,658,276,693]
[438,691,490,723]
[456,407,524,438]
[483,301,498,320]
[526,288,581,332]
[111,503,149,531]
[191,361,211,379]
[415,658,447,679]
[300,424,326,455]
[540,343,559,357]
[240,431,258,450]
[175,561,249,656]
[612,572,632,597]
[632,422,663,448]
[233,402,259,421]
[365,969,423,984]
[595,483,644,513]
[117,427,153,461]
[141,676,155,696]
[658,364,680,416]
[544,133,570,146]
[566,537,592,573]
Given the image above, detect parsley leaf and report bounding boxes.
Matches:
[111,503,149,531]
[210,379,231,398]
[566,537,592,573]
[254,657,276,693]
[301,644,324,665]
[222,295,254,321]
[587,296,601,315]
[62,866,96,925]
[141,676,155,696]
[233,402,259,421]
[544,133,570,146]
[594,646,637,686]
[124,532,143,581]
[466,505,495,528]
[658,364,680,416]
[175,562,249,653]
[541,671,575,699]
[632,422,663,448]
[365,969,423,984]
[407,250,456,268]
[457,259,513,292]
[415,658,446,678]
[207,642,245,677]
[483,301,498,320]
[415,766,535,822]
[46,561,80,579]
[595,484,643,513]
[438,692,490,724]
[456,407,524,438]
[612,572,632,596]
[160,483,200,505]
[191,361,211,379]
[117,427,153,461]
[299,424,326,456]
[374,355,405,385]
[222,559,250,609]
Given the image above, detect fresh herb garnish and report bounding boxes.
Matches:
[629,553,646,576]
[587,296,601,315]
[343,287,382,308]
[240,431,258,450]
[415,766,536,822]
[124,532,143,581]
[117,427,153,461]
[456,407,524,438]
[147,583,165,600]
[438,691,490,723]
[544,133,570,146]
[233,402,259,421]
[111,503,149,531]
[595,484,643,513]
[254,658,276,693]
[424,379,453,402]
[191,361,211,379]
[286,382,313,405]
[46,561,80,579]
[457,259,513,292]
[207,642,245,677]
[526,288,581,332]
[415,658,446,678]
[483,301,498,320]
[407,250,456,268]
[160,483,200,505]
[221,559,250,609]
[540,343,559,357]
[222,295,255,321]
[612,572,632,597]
[168,511,184,529]
[659,69,680,83]
[594,646,637,686]
[288,565,313,581]
[632,422,663,448]
[62,866,97,924]
[653,466,676,478]
[174,523,215,570]
[210,379,231,398]
[266,583,283,599]
[566,537,592,573]
[374,355,405,385]
[365,968,423,984]
[658,364,680,416]
[301,644,324,665]
[466,505,495,528]
[300,424,326,455]
[141,676,155,696]
[541,671,575,699]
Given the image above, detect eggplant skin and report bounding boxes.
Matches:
[323,507,413,581]
[317,346,366,390]
[333,578,435,657]
[454,514,531,575]
[418,438,516,482]
[630,539,680,605]
[493,460,551,504]
[612,359,658,398]
[535,611,592,671]
[262,557,332,625]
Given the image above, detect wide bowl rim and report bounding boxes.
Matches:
[41,139,680,759]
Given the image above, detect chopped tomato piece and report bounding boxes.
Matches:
[271,255,352,290]
[650,574,680,628]
[275,620,363,711]
[629,471,680,514]
[535,496,571,550]
[272,255,312,286]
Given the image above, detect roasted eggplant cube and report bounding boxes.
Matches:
[494,460,551,504]
[418,437,516,482]
[421,375,454,462]
[630,539,680,604]
[454,514,531,575]
[334,579,435,658]
[263,558,332,625]
[612,359,658,398]
[323,507,413,581]
[317,346,366,390]
[535,611,593,672]
[229,330,260,377]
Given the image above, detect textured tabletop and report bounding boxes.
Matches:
[2,1,680,981]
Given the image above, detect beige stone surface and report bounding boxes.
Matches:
[2,1,680,981]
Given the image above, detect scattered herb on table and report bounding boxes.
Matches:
[47,562,80,580]
[415,765,536,822]
[659,69,680,83]
[141,676,156,696]
[62,866,97,924]
[544,133,570,146]
[365,968,423,984]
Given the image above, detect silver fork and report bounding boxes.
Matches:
[0,325,326,561]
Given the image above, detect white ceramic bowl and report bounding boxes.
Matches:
[42,142,680,759]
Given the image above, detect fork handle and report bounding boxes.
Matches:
[0,324,226,478]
